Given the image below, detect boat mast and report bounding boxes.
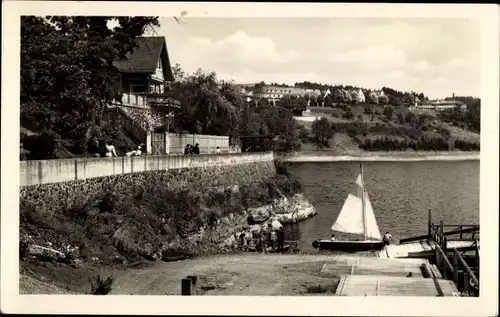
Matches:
[361,164,367,241]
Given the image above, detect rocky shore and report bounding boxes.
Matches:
[20,187,317,269]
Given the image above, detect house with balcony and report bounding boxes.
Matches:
[103,36,179,152]
[112,36,177,112]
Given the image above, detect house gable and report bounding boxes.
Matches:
[113,36,174,82]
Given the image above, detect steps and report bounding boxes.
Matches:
[324,255,457,296]
[335,275,458,296]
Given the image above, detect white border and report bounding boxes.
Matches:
[2,2,499,316]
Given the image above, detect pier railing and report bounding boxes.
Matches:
[399,209,479,244]
[434,242,479,296]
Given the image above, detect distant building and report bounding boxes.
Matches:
[236,84,321,105]
[414,98,467,111]
[352,88,366,103]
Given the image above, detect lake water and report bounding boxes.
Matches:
[284,160,480,253]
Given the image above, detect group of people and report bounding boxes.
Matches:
[90,139,143,158]
[184,143,200,155]
[239,223,286,254]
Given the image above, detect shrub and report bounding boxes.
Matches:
[22,130,62,160]
[89,275,114,295]
[342,110,355,120]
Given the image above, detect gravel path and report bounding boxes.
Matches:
[110,253,341,296]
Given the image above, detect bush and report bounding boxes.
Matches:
[21,130,62,160]
[454,139,480,151]
[89,275,114,295]
[360,136,450,151]
[342,110,355,120]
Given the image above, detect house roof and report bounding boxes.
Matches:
[113,36,173,81]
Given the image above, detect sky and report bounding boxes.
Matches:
[149,17,480,99]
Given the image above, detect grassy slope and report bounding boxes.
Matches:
[298,105,480,154]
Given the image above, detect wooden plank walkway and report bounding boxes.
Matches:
[321,256,429,278]
[378,240,478,259]
[335,275,458,296]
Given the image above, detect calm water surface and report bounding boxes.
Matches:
[284,161,480,252]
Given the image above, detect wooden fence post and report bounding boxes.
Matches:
[187,275,197,295]
[435,246,440,272]
[453,252,459,283]
[181,278,192,295]
[439,220,444,250]
[442,238,448,279]
[428,209,432,237]
[463,271,469,294]
[459,226,463,239]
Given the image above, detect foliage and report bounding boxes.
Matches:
[383,105,394,120]
[438,102,480,133]
[311,117,334,147]
[367,92,379,104]
[21,16,159,154]
[89,275,114,295]
[360,136,451,151]
[276,95,308,116]
[169,69,242,137]
[21,130,62,160]
[378,94,389,105]
[454,139,480,151]
[342,109,355,120]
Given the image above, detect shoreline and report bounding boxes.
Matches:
[278,151,480,162]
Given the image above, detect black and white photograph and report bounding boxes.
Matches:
[1,2,498,316]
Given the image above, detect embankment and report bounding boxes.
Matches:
[20,152,317,293]
[279,151,480,163]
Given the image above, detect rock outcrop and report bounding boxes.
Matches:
[247,205,272,223]
[273,193,317,224]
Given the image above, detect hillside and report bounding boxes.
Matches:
[295,104,480,154]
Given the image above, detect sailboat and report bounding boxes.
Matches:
[312,164,385,252]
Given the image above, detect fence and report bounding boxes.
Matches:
[20,152,274,186]
[149,133,230,155]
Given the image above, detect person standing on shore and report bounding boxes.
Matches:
[277,228,285,253]
[193,143,200,154]
[383,232,393,245]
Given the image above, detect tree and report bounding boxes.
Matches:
[21,16,160,153]
[350,90,360,104]
[384,105,394,120]
[170,68,242,137]
[378,94,389,105]
[311,117,333,147]
[333,89,345,104]
[252,81,266,97]
[324,95,334,108]
[403,93,415,105]
[368,92,379,104]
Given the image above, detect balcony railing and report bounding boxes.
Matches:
[121,93,181,108]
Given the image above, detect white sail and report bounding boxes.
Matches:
[363,192,382,241]
[331,193,365,235]
[331,171,382,241]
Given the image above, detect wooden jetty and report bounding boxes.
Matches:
[335,275,458,296]
[328,210,479,297]
[374,211,479,296]
[378,239,479,259]
[323,255,460,296]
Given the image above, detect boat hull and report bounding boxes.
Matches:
[312,239,385,252]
